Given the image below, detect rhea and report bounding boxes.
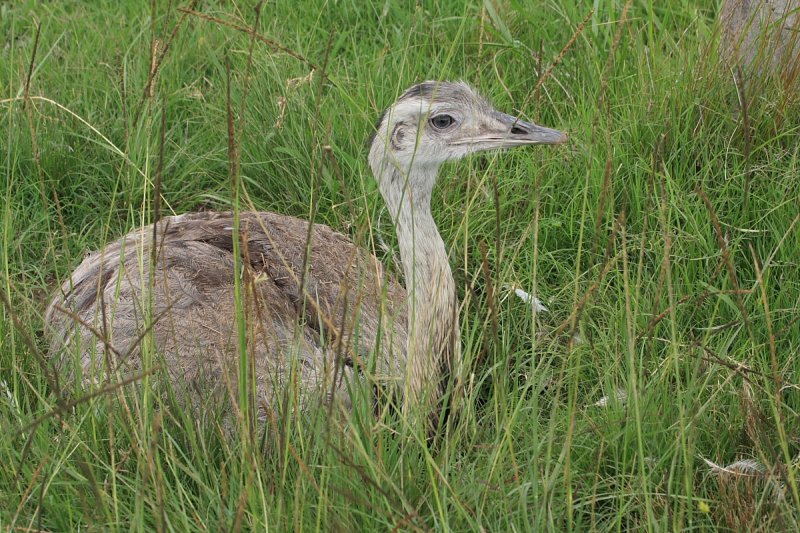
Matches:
[46,81,567,426]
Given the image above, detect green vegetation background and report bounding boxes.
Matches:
[1,0,798,530]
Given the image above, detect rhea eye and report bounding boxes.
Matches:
[429,114,455,130]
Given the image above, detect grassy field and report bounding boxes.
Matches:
[2,0,799,530]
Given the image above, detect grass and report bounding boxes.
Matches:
[2,0,799,530]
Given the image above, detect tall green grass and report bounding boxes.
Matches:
[2,0,799,530]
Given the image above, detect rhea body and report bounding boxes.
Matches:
[45,81,567,421]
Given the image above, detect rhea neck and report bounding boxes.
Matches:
[369,150,461,419]
[379,161,449,302]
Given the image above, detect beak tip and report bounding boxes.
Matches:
[551,131,568,144]
[533,125,568,145]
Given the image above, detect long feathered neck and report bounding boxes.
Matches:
[370,156,461,428]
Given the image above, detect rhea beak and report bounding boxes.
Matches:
[497,112,568,145]
[452,111,568,149]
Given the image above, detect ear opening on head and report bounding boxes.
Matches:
[390,122,406,151]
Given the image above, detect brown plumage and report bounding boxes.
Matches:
[46,81,567,426]
[46,211,407,413]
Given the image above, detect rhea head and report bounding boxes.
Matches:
[367,80,567,212]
